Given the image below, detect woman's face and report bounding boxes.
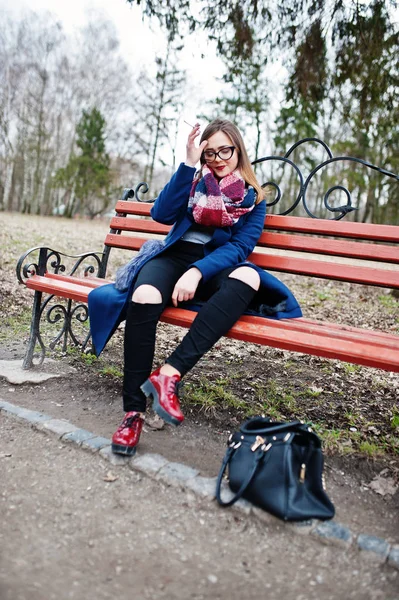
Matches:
[203,130,239,179]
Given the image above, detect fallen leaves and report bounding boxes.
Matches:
[309,386,324,394]
[367,471,398,496]
[145,414,165,431]
[103,471,119,483]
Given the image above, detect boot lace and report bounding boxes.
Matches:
[122,413,142,429]
[166,378,182,395]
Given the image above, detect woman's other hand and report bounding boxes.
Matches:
[185,123,208,167]
[172,268,202,307]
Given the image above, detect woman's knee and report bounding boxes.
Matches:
[229,267,261,291]
[132,284,162,304]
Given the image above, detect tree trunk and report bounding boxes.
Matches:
[21,160,34,214]
[38,158,52,215]
[2,160,14,211]
[148,41,171,190]
[64,180,77,218]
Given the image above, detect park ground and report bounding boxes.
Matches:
[1,415,399,600]
[0,212,398,598]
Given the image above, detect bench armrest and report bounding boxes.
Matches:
[16,246,105,286]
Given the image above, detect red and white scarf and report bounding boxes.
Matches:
[188,166,255,227]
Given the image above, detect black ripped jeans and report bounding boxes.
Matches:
[123,241,257,412]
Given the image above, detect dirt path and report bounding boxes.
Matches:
[0,351,398,546]
[1,414,399,600]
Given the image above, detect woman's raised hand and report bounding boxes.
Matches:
[185,123,208,167]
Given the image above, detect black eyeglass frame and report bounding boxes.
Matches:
[202,146,236,163]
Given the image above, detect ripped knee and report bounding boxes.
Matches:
[132,284,162,304]
[229,266,261,291]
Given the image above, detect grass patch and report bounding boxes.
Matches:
[67,348,124,378]
[391,412,399,430]
[358,441,384,457]
[185,377,299,421]
[296,387,324,400]
[312,424,398,457]
[65,347,97,365]
[378,294,399,312]
[316,292,331,302]
[344,411,358,427]
[99,365,123,379]
[184,374,398,458]
[314,427,348,454]
[1,299,91,355]
[250,380,298,420]
[342,363,362,375]
[0,308,33,341]
[184,377,248,415]
[80,352,98,366]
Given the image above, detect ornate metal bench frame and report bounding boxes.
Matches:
[16,138,399,368]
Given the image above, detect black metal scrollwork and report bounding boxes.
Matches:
[121,182,149,203]
[46,302,90,351]
[24,298,91,367]
[118,138,398,219]
[252,156,304,216]
[16,246,103,284]
[135,182,149,202]
[17,247,103,367]
[253,138,398,220]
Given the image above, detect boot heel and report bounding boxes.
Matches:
[141,368,184,426]
[152,398,182,426]
[140,379,155,398]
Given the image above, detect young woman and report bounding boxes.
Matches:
[88,119,302,456]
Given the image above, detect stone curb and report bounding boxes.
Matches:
[1,397,398,570]
[312,520,353,548]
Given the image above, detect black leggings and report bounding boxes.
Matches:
[123,241,257,412]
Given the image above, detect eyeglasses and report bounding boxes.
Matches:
[202,146,236,163]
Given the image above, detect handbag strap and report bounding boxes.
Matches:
[216,446,272,507]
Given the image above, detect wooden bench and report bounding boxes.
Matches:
[16,140,399,372]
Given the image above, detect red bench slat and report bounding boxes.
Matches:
[160,308,399,372]
[114,201,153,217]
[109,216,399,263]
[105,234,146,251]
[47,273,113,288]
[44,271,399,349]
[104,233,399,288]
[238,315,399,349]
[114,201,399,242]
[26,276,91,303]
[249,252,399,288]
[110,217,170,235]
[258,232,399,263]
[265,214,399,243]
[25,274,399,371]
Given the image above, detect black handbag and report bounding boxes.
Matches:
[216,416,335,521]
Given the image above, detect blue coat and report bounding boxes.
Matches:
[88,163,302,355]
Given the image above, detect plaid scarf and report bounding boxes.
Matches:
[188,166,255,227]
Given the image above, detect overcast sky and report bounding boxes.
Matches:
[0,0,230,160]
[0,0,224,102]
[1,0,186,63]
[1,0,291,162]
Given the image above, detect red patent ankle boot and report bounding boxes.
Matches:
[140,367,184,426]
[112,411,144,456]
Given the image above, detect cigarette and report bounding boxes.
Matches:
[184,120,196,128]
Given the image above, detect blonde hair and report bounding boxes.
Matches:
[199,119,264,203]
